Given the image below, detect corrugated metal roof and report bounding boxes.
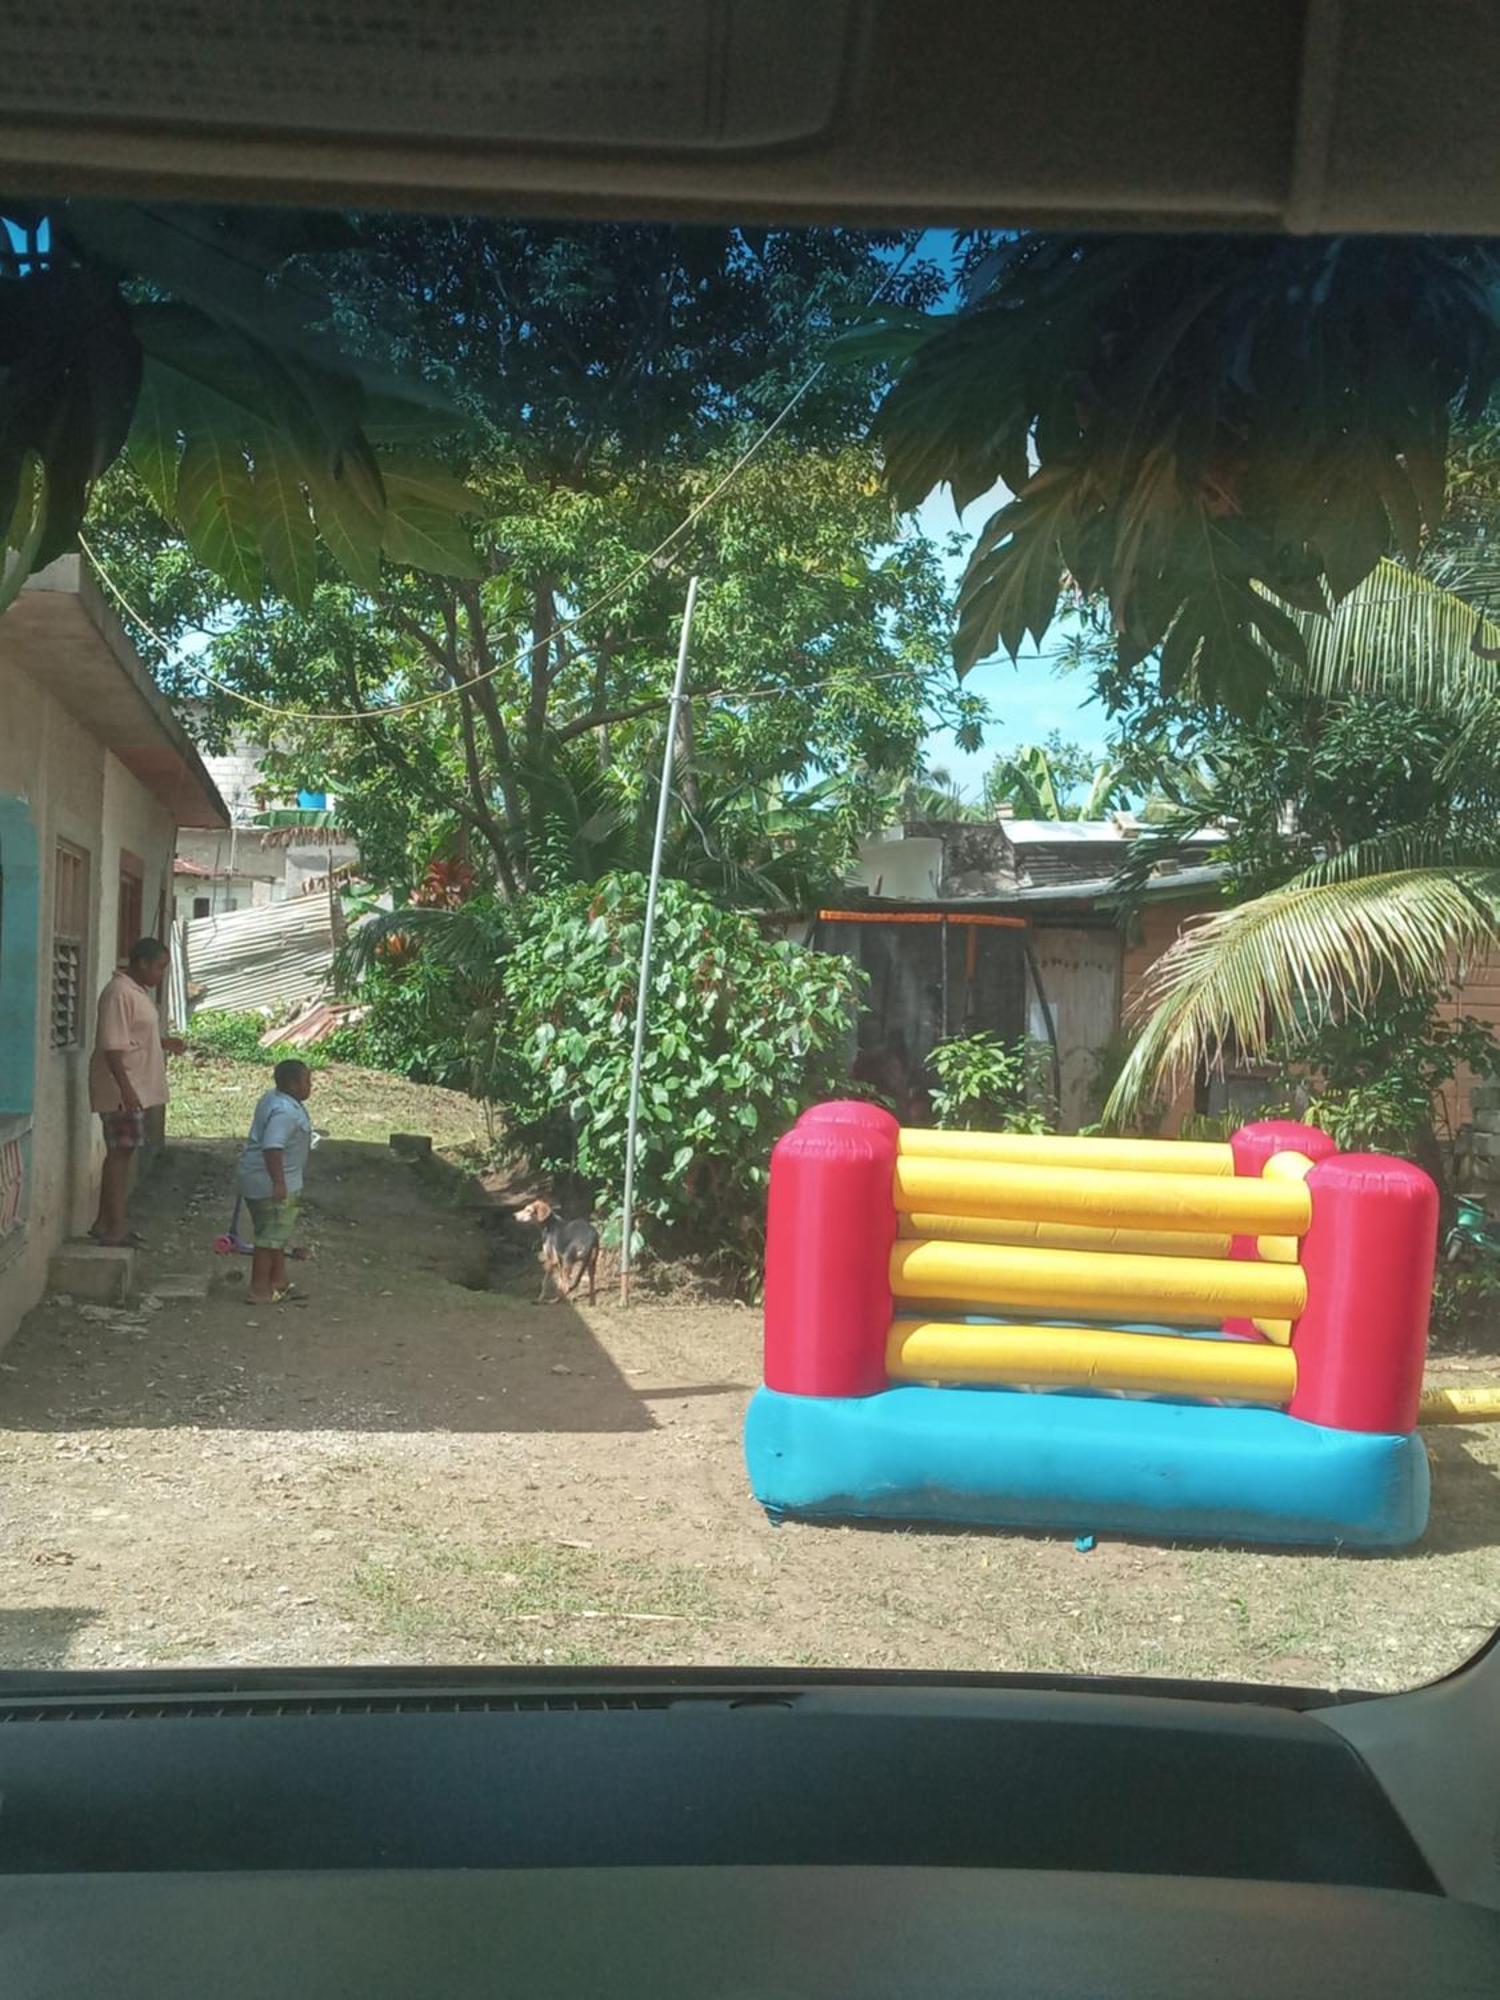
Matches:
[1004,862,1231,906]
[183,895,337,1016]
[999,819,1225,847]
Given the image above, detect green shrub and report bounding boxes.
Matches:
[1429,1262,1500,1349]
[333,953,477,1086]
[928,1033,1053,1134]
[1082,1028,1166,1136]
[316,1021,371,1066]
[186,1009,270,1061]
[477,875,861,1256]
[1266,990,1500,1207]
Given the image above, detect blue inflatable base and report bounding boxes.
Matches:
[745,1385,1429,1549]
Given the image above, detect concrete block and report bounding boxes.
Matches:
[389,1133,433,1160]
[1470,1132,1500,1162]
[48,1242,134,1303]
[1471,1082,1500,1113]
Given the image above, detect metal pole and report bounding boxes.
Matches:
[619,575,700,1304]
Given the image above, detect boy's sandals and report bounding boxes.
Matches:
[272,1285,309,1306]
[89,1228,149,1249]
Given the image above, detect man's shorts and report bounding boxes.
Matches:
[100,1109,146,1155]
[246,1195,299,1250]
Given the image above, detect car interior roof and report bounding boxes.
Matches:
[0,1,1497,234]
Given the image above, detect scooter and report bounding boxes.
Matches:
[1443,1192,1500,1265]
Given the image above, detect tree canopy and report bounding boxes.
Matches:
[88,220,981,902]
[980,732,1122,821]
[867,234,1500,714]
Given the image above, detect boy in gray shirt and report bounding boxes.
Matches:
[239,1059,315,1303]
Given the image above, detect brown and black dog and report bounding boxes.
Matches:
[514,1198,600,1304]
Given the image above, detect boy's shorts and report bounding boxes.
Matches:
[100,1109,146,1154]
[246,1195,299,1250]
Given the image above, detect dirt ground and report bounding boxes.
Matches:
[2,1060,1500,1693]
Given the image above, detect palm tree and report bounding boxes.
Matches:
[1107,556,1500,1121]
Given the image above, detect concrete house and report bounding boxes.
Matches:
[0,558,228,1346]
[172,718,359,924]
[172,823,361,925]
[835,815,1229,1130]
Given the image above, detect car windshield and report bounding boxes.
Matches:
[1,210,1497,1694]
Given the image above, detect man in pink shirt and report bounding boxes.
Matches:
[88,937,185,1248]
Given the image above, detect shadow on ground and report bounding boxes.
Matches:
[0,1139,659,1436]
[0,1608,100,1672]
[1415,1428,1500,1555]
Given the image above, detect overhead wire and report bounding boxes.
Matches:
[80,540,970,728]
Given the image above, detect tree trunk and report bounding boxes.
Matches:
[592,633,614,769]
[674,688,700,815]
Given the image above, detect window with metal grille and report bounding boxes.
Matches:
[51,841,88,1050]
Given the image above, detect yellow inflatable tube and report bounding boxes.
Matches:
[1250,1156,1318,1344]
[1418,1385,1500,1424]
[898,1212,1232,1259]
[897,1128,1234,1176]
[1255,1152,1317,1267]
[892,1156,1311,1238]
[887,1318,1297,1403]
[890,1237,1308,1328]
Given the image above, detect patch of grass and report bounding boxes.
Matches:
[346,1537,720,1652]
[348,1557,449,1646]
[167,1053,487,1153]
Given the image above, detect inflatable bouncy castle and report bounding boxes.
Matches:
[744,1103,1443,1548]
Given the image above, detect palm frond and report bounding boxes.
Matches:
[1106,867,1500,1121]
[1296,823,1500,885]
[338,900,510,987]
[1281,558,1500,704]
[1438,693,1500,785]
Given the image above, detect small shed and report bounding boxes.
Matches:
[804,904,1031,1122]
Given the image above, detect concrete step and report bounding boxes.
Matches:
[49,1240,135,1303]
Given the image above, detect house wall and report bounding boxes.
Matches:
[1030,924,1123,1131]
[198,735,268,823]
[1440,957,1500,1138]
[103,753,176,956]
[1119,897,1220,1134]
[173,827,360,923]
[0,693,177,1348]
[1127,907,1500,1146]
[172,870,273,926]
[176,827,284,913]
